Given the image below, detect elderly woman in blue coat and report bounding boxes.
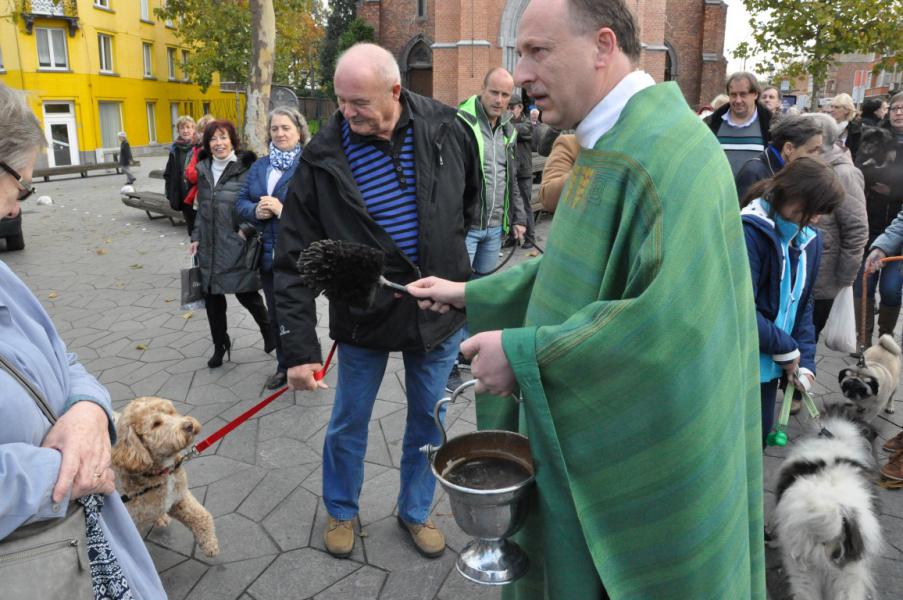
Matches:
[236,107,310,389]
[0,82,165,598]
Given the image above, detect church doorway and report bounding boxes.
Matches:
[402,36,434,97]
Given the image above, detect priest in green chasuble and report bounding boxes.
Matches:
[408,0,765,598]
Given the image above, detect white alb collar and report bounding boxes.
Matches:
[576,71,656,149]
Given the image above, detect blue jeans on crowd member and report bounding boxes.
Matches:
[322,329,463,524]
[260,269,285,372]
[854,257,903,307]
[465,226,503,277]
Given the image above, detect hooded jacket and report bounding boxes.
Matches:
[191,150,260,295]
[273,90,481,367]
[742,200,821,376]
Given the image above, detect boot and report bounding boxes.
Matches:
[208,334,231,368]
[247,301,275,353]
[877,304,901,339]
[853,296,876,351]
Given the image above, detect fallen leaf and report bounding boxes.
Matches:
[528,251,539,257]
[358,531,368,538]
[164,298,175,303]
[104,238,112,244]
[129,264,143,269]
[95,248,108,255]
[182,312,193,320]
[47,291,58,299]
[135,343,147,350]
[114,282,126,289]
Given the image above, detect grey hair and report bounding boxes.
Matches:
[808,113,840,149]
[117,131,127,138]
[0,83,47,170]
[769,114,822,152]
[266,106,311,145]
[176,115,196,129]
[336,43,401,88]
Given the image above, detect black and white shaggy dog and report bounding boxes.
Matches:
[773,408,881,600]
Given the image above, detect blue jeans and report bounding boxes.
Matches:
[465,226,503,277]
[322,330,462,524]
[854,257,903,307]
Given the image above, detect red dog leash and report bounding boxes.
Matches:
[180,340,338,461]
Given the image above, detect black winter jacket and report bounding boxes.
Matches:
[511,116,534,179]
[273,90,482,367]
[860,120,903,243]
[163,141,195,211]
[191,150,261,295]
[735,147,782,202]
[704,101,773,146]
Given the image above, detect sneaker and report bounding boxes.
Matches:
[881,450,903,481]
[397,517,445,557]
[445,365,464,394]
[324,516,354,558]
[883,431,903,453]
[265,371,287,390]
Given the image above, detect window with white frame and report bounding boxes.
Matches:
[181,49,190,81]
[146,102,157,143]
[36,28,68,70]
[98,33,113,73]
[167,47,176,80]
[95,0,110,9]
[98,101,122,149]
[142,42,153,77]
[140,0,150,20]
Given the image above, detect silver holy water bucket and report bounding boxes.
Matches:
[420,379,535,585]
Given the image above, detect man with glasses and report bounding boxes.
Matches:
[0,161,36,251]
[705,71,774,178]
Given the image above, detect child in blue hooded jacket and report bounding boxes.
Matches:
[741,156,846,443]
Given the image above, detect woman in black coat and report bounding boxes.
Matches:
[189,120,273,367]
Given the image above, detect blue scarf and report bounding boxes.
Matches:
[268,142,300,171]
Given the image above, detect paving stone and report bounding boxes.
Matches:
[313,564,387,599]
[256,436,321,469]
[158,558,209,600]
[184,455,256,487]
[436,563,502,600]
[238,465,316,522]
[205,466,268,518]
[358,468,401,526]
[262,485,319,551]
[214,417,259,465]
[248,548,361,599]
[377,550,456,600]
[207,513,280,564]
[147,540,191,572]
[358,515,426,571]
[186,556,276,600]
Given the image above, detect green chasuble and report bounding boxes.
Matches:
[466,82,765,599]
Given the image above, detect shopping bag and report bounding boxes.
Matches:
[181,256,205,310]
[823,286,856,353]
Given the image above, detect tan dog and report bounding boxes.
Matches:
[112,397,219,556]
[839,334,902,420]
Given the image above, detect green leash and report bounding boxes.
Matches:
[766,378,825,447]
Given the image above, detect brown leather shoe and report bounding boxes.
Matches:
[397,517,445,558]
[881,450,903,481]
[324,516,354,558]
[883,431,903,453]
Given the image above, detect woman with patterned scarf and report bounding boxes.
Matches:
[236,107,310,389]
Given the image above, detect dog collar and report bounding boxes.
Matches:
[120,482,164,504]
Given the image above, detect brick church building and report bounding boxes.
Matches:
[358,0,728,111]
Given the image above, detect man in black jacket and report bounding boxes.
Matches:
[704,72,773,178]
[273,43,480,560]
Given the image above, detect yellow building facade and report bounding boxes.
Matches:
[0,0,240,167]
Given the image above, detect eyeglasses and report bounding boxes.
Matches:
[0,161,36,201]
[890,105,903,114]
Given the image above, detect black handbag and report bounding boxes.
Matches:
[0,354,93,599]
[237,221,263,271]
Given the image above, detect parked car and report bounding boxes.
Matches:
[0,212,24,251]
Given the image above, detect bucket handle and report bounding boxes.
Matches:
[420,379,478,459]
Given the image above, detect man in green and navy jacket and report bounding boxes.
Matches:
[458,67,527,276]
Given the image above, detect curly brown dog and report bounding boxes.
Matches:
[112,396,219,556]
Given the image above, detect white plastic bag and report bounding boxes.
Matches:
[823,286,856,353]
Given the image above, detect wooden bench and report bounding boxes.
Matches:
[33,161,140,182]
[121,191,184,226]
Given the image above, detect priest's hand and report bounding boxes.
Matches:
[287,364,328,391]
[460,331,517,397]
[406,277,466,313]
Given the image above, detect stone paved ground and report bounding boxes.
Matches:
[4,155,902,599]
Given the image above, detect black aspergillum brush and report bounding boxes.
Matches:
[296,240,411,307]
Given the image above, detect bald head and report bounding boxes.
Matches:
[479,67,515,125]
[334,43,403,140]
[335,43,401,89]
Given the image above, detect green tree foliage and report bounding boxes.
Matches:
[318,0,357,93]
[156,0,324,93]
[735,0,903,109]
[338,18,376,54]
